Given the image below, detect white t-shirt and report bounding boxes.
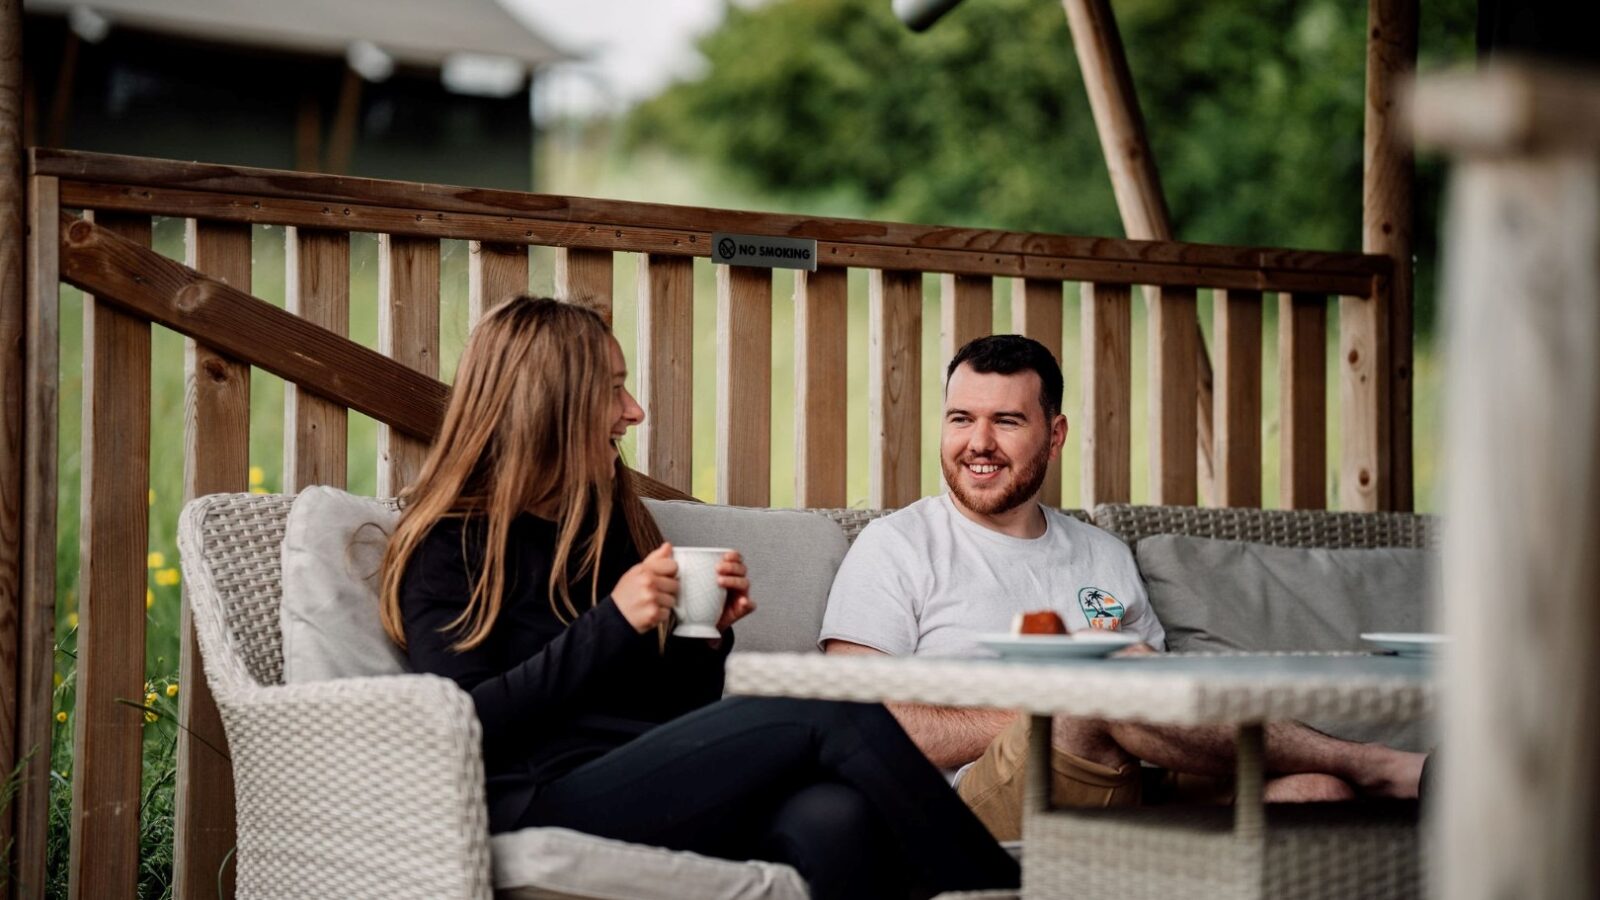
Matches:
[820,494,1165,656]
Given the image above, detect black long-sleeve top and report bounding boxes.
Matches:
[398,506,733,833]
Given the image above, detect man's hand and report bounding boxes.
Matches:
[824,639,1017,769]
[1110,640,1158,657]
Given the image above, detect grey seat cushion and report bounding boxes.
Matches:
[1136,534,1437,751]
[491,828,806,900]
[644,499,849,654]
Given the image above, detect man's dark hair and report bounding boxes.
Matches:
[945,334,1064,419]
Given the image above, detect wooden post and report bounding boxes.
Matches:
[177,219,249,900]
[1365,0,1417,512]
[554,248,614,314]
[1060,0,1218,504]
[795,267,848,509]
[0,3,24,894]
[1013,278,1064,507]
[16,175,59,900]
[284,228,350,491]
[939,273,991,369]
[1081,282,1131,508]
[1149,286,1197,505]
[377,234,440,497]
[70,212,152,900]
[637,254,694,495]
[1214,289,1262,507]
[869,269,922,509]
[1278,293,1327,509]
[1415,63,1600,900]
[715,265,772,507]
[467,242,527,328]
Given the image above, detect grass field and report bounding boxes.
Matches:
[28,149,1443,897]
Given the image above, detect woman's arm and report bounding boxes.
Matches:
[401,526,641,744]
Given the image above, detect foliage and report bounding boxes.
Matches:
[629,0,1477,329]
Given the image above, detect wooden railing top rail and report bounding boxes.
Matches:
[33,148,1389,293]
[55,211,694,503]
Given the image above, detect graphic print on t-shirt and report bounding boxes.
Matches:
[1077,587,1126,631]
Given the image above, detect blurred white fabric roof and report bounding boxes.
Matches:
[24,0,573,69]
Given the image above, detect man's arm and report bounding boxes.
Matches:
[823,639,1017,769]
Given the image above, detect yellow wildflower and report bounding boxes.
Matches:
[148,551,164,568]
[148,489,155,506]
[155,568,180,587]
[66,612,78,629]
[144,711,158,723]
[166,684,179,698]
[145,691,158,706]
[53,672,62,687]
[55,711,67,724]
[146,589,154,610]
[249,466,265,486]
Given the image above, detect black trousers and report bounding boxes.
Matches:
[517,697,1020,899]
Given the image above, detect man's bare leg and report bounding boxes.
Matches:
[1053,717,1425,799]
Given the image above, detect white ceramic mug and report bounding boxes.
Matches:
[671,547,733,639]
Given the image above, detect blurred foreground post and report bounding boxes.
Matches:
[1417,63,1600,900]
[1,1,23,897]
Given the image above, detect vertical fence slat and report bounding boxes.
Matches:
[869,269,922,509]
[176,219,250,900]
[1081,282,1131,507]
[555,247,614,314]
[1013,278,1065,507]
[69,211,151,900]
[716,266,771,506]
[377,234,440,498]
[468,241,528,327]
[1278,292,1327,509]
[940,274,992,367]
[1150,286,1198,505]
[637,254,694,495]
[1214,289,1262,507]
[16,175,61,900]
[795,267,848,508]
[284,228,350,491]
[1340,278,1390,511]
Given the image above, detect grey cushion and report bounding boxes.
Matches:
[280,486,408,683]
[490,827,805,900]
[645,499,849,655]
[1136,533,1436,751]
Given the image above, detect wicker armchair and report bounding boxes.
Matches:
[179,493,810,900]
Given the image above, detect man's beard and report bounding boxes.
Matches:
[942,437,1051,516]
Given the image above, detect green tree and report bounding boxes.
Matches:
[629,0,1475,329]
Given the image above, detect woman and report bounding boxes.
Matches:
[379,296,1017,899]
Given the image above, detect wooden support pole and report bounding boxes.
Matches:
[1061,0,1218,504]
[0,2,24,894]
[869,270,922,509]
[177,219,248,900]
[1365,0,1417,512]
[715,265,772,507]
[1013,278,1064,507]
[1416,62,1600,900]
[1081,282,1131,508]
[795,267,848,509]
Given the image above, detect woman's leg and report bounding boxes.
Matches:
[518,696,1018,895]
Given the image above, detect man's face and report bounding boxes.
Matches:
[940,364,1066,518]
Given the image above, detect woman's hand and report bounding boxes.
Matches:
[714,550,757,631]
[612,543,679,634]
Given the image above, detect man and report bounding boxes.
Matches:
[820,334,1425,841]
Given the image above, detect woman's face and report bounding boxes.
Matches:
[605,337,645,462]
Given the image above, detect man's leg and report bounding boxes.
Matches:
[957,715,1141,842]
[1095,719,1425,799]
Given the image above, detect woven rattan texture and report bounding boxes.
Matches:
[222,675,493,899]
[1023,803,1418,900]
[814,507,1090,544]
[1092,504,1437,550]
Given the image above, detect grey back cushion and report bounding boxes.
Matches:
[644,500,849,654]
[1136,533,1436,751]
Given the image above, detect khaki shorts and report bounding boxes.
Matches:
[956,716,1140,842]
[955,716,1234,842]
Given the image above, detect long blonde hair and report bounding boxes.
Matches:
[379,295,663,651]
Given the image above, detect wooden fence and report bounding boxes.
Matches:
[13,148,1400,898]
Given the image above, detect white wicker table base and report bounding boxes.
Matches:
[727,653,1432,900]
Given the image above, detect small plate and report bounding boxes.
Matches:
[1361,632,1448,657]
[976,631,1139,660]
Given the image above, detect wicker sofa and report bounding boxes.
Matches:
[178,491,1435,900]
